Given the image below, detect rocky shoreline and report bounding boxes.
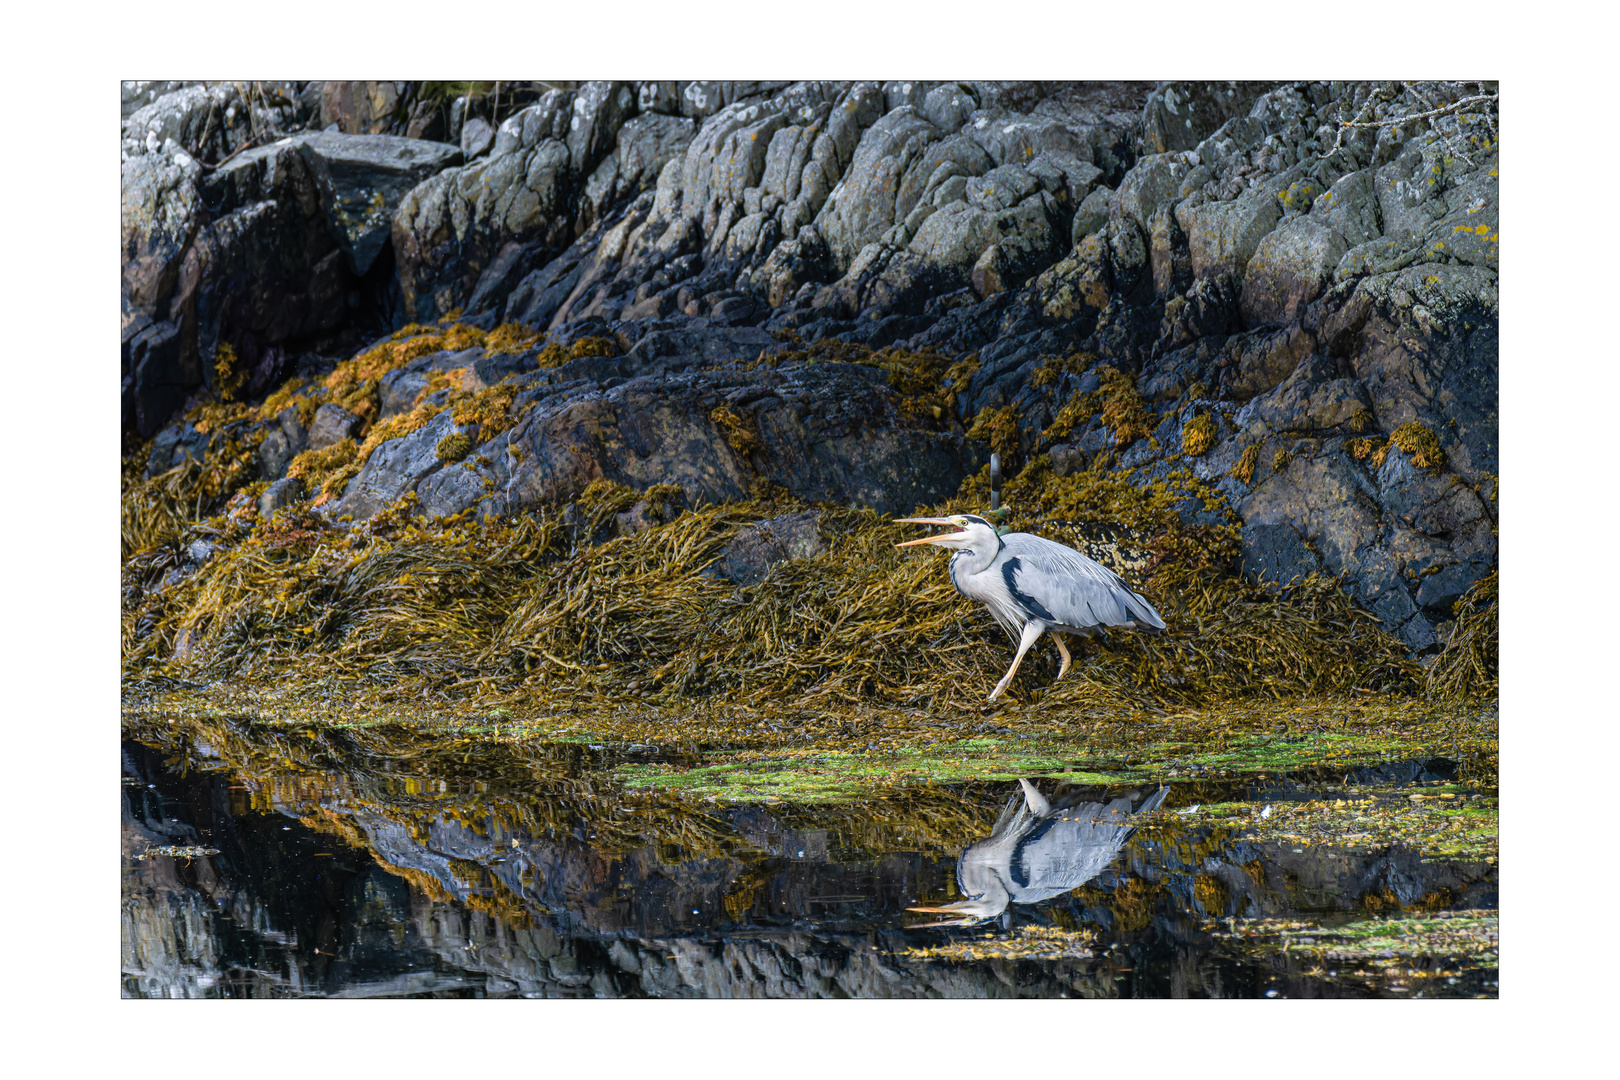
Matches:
[121,79,1497,693]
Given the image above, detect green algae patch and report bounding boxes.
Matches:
[1177,787,1498,862]
[900,925,1098,964]
[1208,911,1498,993]
[612,745,1139,804]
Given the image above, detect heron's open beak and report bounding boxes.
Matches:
[905,901,992,928]
[893,517,962,548]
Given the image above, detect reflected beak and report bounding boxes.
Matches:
[905,902,990,928]
[893,517,962,548]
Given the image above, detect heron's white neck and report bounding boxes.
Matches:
[950,538,1000,577]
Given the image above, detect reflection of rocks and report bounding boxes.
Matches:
[121,736,1497,998]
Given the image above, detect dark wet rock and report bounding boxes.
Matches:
[711,511,826,585]
[400,362,983,524]
[279,131,462,276]
[1218,326,1313,402]
[258,477,304,518]
[335,409,478,520]
[1241,522,1321,589]
[146,421,211,476]
[121,124,463,436]
[1243,353,1374,433]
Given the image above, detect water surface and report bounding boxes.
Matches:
[121,734,1498,999]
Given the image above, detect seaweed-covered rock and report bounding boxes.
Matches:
[404,362,982,524]
[711,511,825,585]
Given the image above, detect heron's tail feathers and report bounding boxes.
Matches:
[1137,784,1171,815]
[1019,778,1051,817]
[1126,591,1167,631]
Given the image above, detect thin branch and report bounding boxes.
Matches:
[1336,93,1498,130]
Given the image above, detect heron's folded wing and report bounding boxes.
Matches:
[1003,534,1166,630]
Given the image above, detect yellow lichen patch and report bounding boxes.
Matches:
[710,405,763,457]
[1345,436,1385,461]
[1181,414,1217,457]
[213,344,246,403]
[285,439,357,489]
[1041,393,1095,446]
[452,381,522,441]
[1229,444,1261,486]
[1097,366,1156,447]
[967,405,1020,461]
[1272,448,1293,472]
[484,322,542,356]
[435,431,472,464]
[535,335,621,368]
[1389,422,1446,469]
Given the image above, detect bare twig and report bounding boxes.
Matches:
[1336,93,1497,130]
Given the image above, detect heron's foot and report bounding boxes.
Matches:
[1054,634,1072,681]
[988,678,1010,701]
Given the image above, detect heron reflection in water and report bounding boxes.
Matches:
[908,779,1170,927]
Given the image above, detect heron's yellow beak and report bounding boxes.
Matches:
[893,517,962,548]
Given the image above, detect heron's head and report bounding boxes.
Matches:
[893,514,998,551]
[905,895,1008,927]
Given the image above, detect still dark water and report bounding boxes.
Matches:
[121,736,1497,999]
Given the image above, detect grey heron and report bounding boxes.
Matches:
[908,779,1170,926]
[895,514,1167,700]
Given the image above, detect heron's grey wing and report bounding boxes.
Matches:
[1005,801,1139,903]
[1001,533,1166,631]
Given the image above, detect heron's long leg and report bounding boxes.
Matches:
[990,622,1045,701]
[1052,632,1072,680]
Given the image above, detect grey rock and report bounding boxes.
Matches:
[1110,152,1190,234]
[1311,169,1381,247]
[712,511,826,586]
[1241,522,1320,589]
[258,477,304,519]
[1247,354,1374,433]
[1187,189,1282,282]
[335,410,474,520]
[461,117,495,160]
[308,403,363,450]
[1071,186,1112,246]
[1240,216,1350,326]
[429,362,982,524]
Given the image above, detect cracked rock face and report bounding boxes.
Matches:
[125,80,1498,652]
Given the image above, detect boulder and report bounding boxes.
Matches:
[1240,216,1350,326]
[258,477,304,518]
[308,403,363,449]
[1186,189,1282,282]
[397,362,984,524]
[711,511,826,586]
[1244,353,1374,433]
